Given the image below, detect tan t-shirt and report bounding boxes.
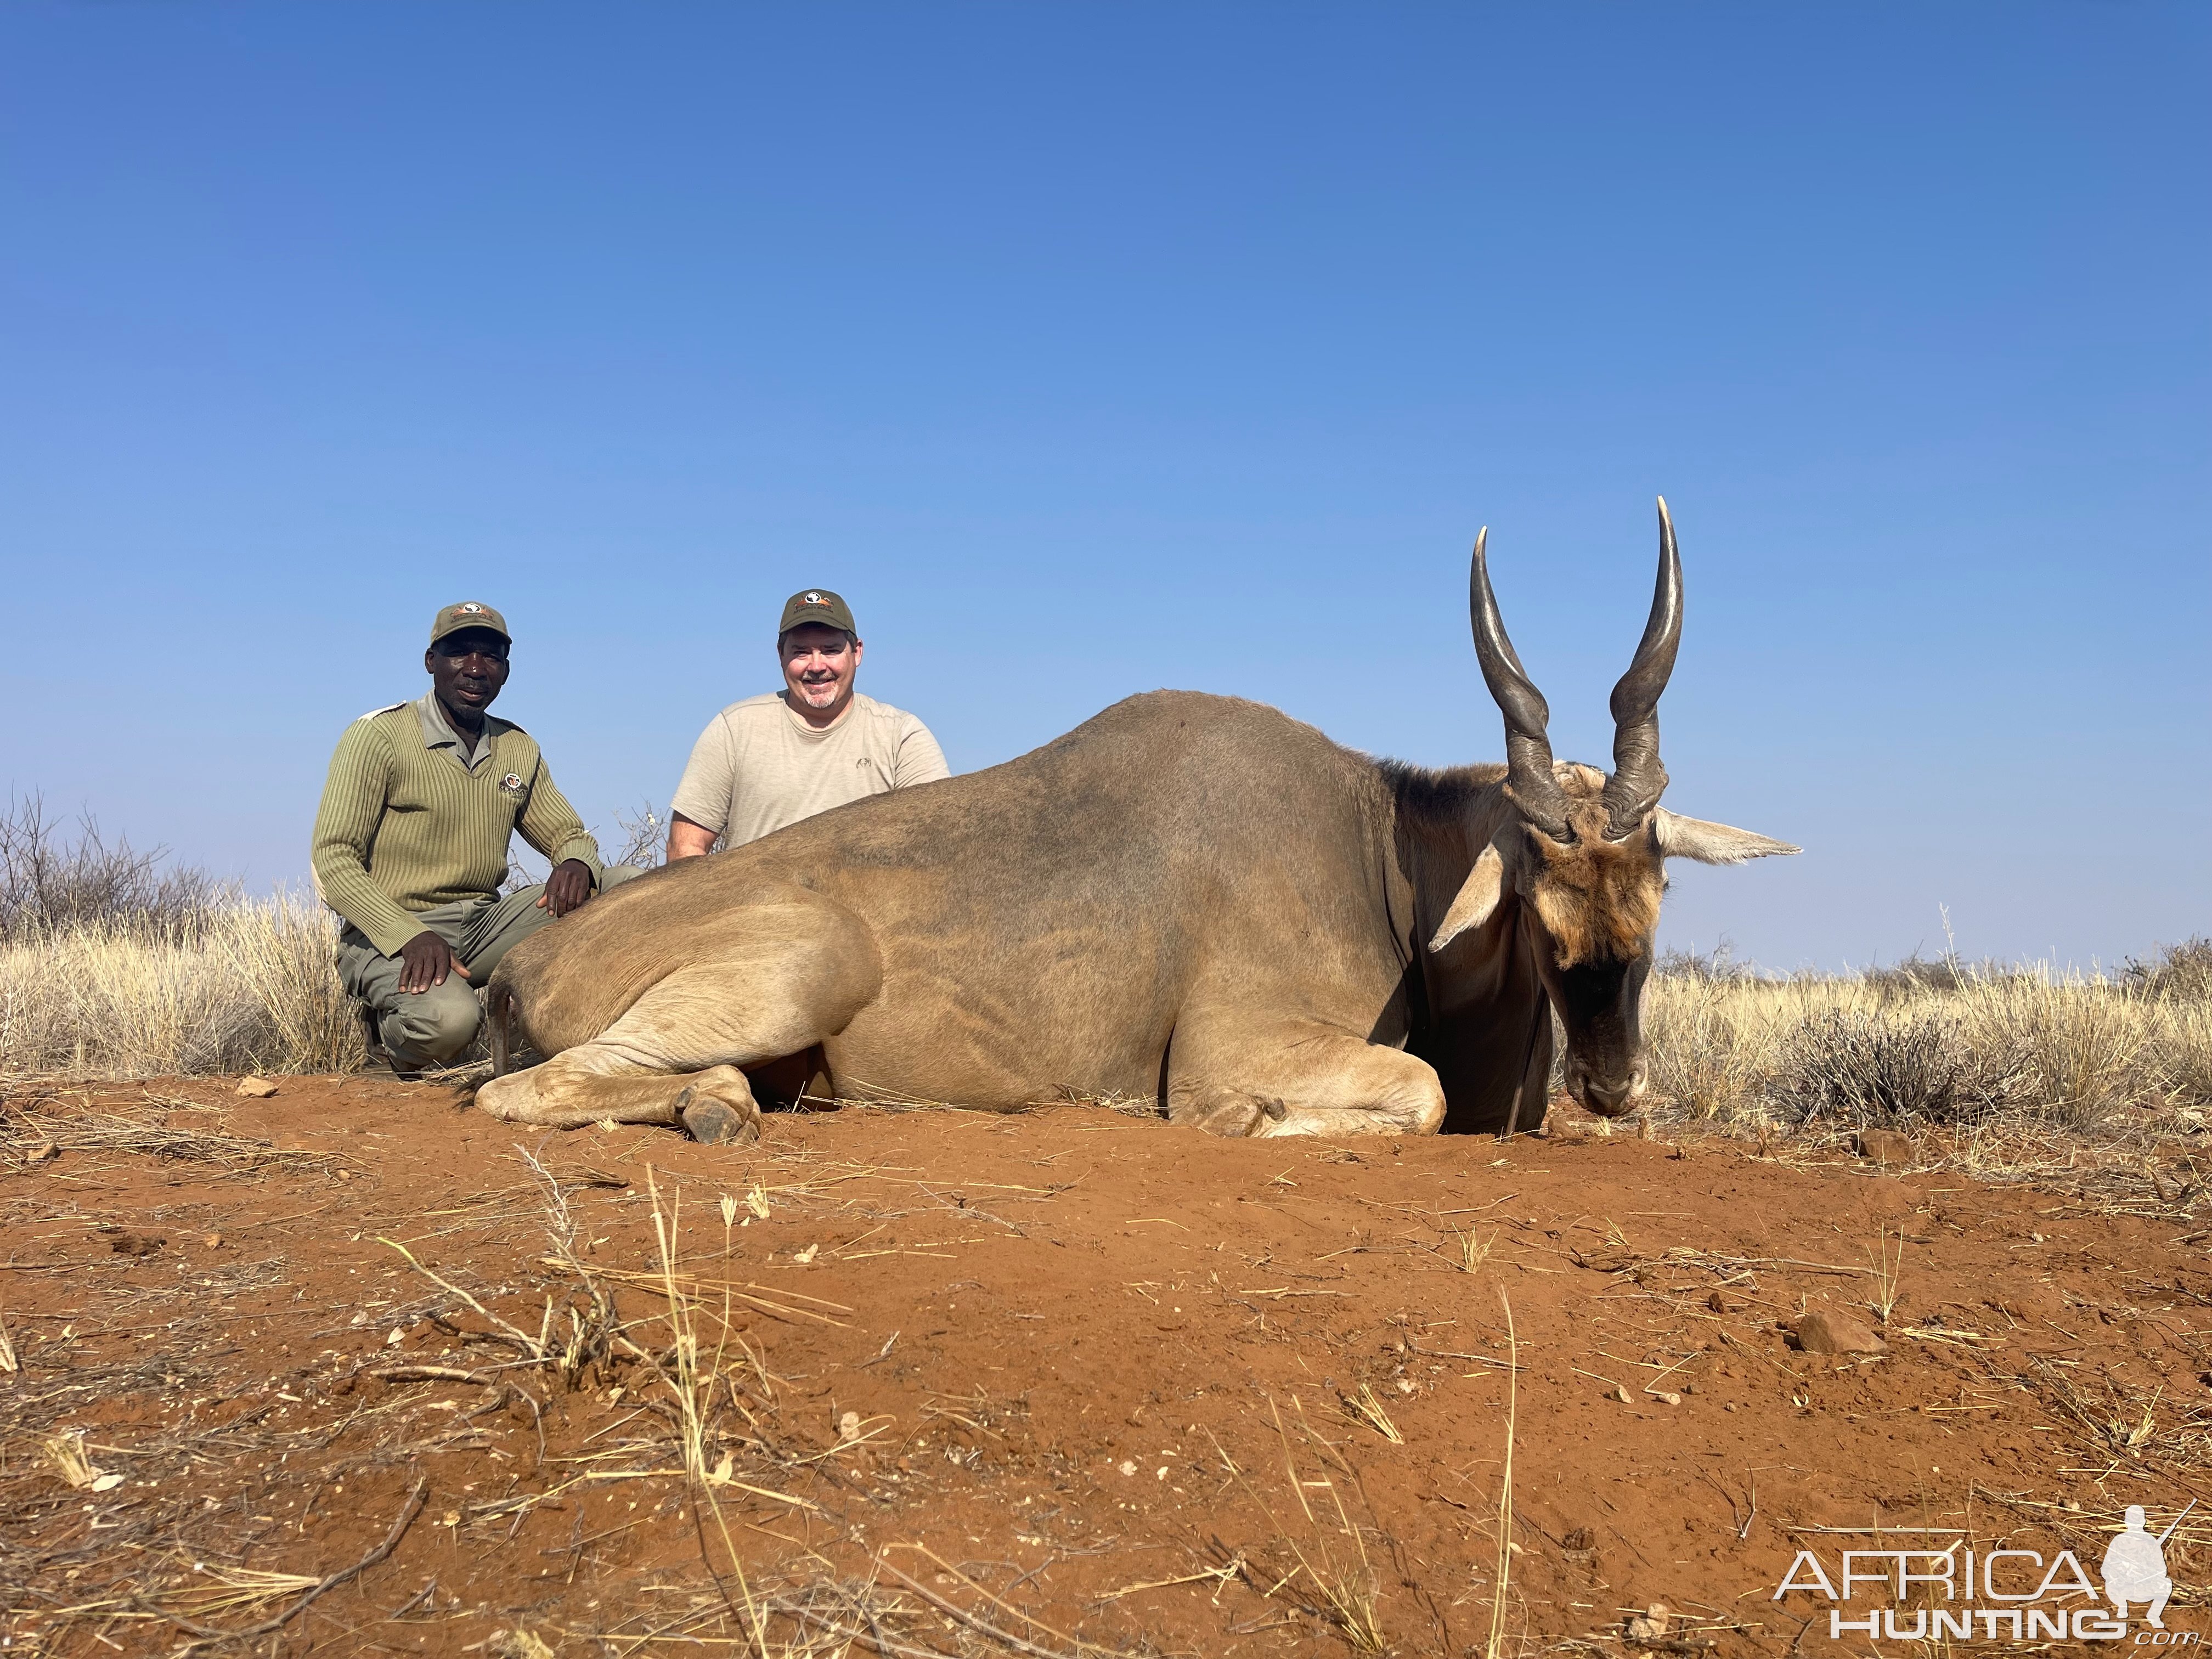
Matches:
[670,692,951,849]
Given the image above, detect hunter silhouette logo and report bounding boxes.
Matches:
[1769,1500,2197,1643]
[2104,1503,2187,1630]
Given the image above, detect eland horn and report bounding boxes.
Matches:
[1469,527,1572,840]
[1599,496,1685,839]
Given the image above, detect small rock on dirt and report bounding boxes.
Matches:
[837,1410,862,1442]
[1792,1309,1887,1353]
[202,1233,224,1249]
[1852,1128,1913,1166]
[1610,1383,1633,1404]
[1625,1603,1670,1641]
[489,1634,557,1659]
[235,1075,280,1098]
[27,1141,59,1163]
[1654,1390,1683,1406]
[1706,1290,1742,1314]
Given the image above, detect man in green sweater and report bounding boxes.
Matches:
[311,602,635,1076]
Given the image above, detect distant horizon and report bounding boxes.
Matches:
[4,4,2205,969]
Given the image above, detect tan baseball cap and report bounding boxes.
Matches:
[777,588,857,636]
[430,601,511,646]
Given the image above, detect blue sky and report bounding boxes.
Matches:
[3,4,2205,969]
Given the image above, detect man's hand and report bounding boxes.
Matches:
[398,929,470,994]
[539,858,596,918]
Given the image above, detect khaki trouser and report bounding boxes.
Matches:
[337,867,640,1071]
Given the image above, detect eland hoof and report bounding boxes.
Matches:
[679,1094,758,1147]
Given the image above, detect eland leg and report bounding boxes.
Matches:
[483,1059,763,1143]
[476,942,878,1143]
[1165,1017,1447,1139]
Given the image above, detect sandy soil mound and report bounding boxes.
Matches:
[3,1077,2207,1655]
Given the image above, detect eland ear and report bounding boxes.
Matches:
[1429,844,1505,952]
[1654,810,1801,865]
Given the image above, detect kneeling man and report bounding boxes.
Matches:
[312,602,634,1076]
[666,588,948,858]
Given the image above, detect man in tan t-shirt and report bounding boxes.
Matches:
[666,588,950,857]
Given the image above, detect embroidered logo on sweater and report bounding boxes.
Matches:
[499,772,526,793]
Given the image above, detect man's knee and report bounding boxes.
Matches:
[377,983,482,1063]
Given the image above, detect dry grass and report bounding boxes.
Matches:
[1486,1290,1517,1659]
[2,1124,1102,1659]
[0,793,666,1083]
[0,1090,352,1176]
[1645,952,2212,1136]
[1206,1398,1388,1654]
[0,893,361,1079]
[1339,1383,1403,1444]
[1865,1224,1904,1328]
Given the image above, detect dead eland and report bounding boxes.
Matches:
[480,500,1797,1143]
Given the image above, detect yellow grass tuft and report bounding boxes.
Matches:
[1487,1289,1518,1659]
[1867,1224,1904,1327]
[1340,1382,1404,1443]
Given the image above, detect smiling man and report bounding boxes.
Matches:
[311,601,634,1076]
[665,588,949,859]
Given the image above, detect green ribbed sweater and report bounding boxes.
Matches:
[310,701,605,956]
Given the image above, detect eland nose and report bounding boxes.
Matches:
[1583,1079,1634,1115]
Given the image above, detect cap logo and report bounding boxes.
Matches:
[456,602,487,615]
[803,592,828,606]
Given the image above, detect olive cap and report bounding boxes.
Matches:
[778,588,857,637]
[430,601,511,646]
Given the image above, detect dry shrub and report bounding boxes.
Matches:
[1652,942,1753,982]
[604,803,669,871]
[1854,953,1967,998]
[1766,1007,2014,1129]
[503,802,666,895]
[0,795,227,940]
[2125,937,2212,1001]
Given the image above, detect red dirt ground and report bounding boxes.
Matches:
[3,1076,2208,1657]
